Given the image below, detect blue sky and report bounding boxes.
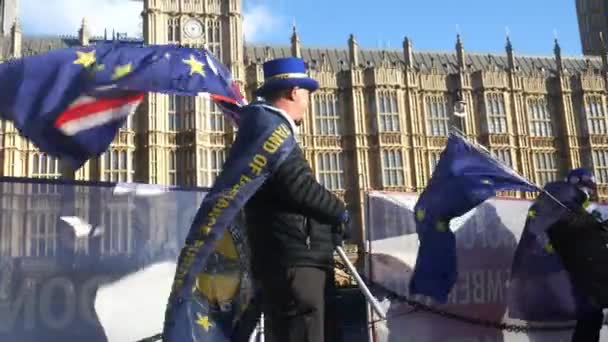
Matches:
[21,0,583,56]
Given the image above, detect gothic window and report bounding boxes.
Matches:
[167,17,180,42]
[527,97,553,137]
[199,149,225,187]
[491,148,513,168]
[206,19,222,60]
[314,93,340,135]
[150,96,158,130]
[377,91,400,132]
[425,94,450,136]
[151,149,158,184]
[210,149,225,181]
[316,152,344,190]
[183,152,196,186]
[533,151,558,185]
[0,215,11,257]
[31,153,60,178]
[208,101,224,132]
[168,150,177,185]
[592,150,608,184]
[182,97,195,130]
[102,207,131,255]
[28,213,56,257]
[429,150,442,173]
[486,93,508,133]
[168,94,178,131]
[584,95,608,135]
[381,149,405,187]
[103,149,133,182]
[199,149,207,186]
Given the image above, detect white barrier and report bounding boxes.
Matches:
[364,191,608,342]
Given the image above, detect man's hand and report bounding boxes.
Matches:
[332,223,346,246]
[591,209,603,221]
[332,210,351,246]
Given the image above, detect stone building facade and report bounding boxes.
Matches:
[1,0,608,246]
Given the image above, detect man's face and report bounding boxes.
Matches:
[290,87,310,123]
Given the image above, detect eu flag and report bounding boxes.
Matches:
[0,42,244,168]
[410,132,538,303]
[507,181,597,321]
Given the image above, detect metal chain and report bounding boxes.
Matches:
[133,260,585,342]
[333,261,579,333]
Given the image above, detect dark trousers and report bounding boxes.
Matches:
[230,293,263,342]
[254,266,337,342]
[572,310,603,342]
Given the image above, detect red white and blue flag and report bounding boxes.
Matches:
[0,42,246,167]
[54,92,145,136]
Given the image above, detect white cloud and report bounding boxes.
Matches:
[20,0,142,37]
[242,4,285,42]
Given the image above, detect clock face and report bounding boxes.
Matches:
[184,19,203,38]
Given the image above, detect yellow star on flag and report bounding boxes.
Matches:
[183,54,206,76]
[200,224,212,236]
[415,209,425,222]
[527,209,536,218]
[73,50,96,68]
[195,312,213,331]
[112,63,133,80]
[435,220,448,232]
[481,179,491,184]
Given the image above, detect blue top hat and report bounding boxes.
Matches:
[255,57,319,97]
[567,167,597,189]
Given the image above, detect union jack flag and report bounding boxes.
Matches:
[54,92,144,136]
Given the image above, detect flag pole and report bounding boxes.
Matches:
[447,125,591,219]
[446,96,582,215]
[335,245,387,319]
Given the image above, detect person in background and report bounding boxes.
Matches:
[540,168,606,342]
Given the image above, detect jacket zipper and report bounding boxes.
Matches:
[303,217,311,250]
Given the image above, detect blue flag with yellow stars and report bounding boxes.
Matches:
[162,102,297,342]
[507,181,597,321]
[410,132,538,303]
[0,42,244,168]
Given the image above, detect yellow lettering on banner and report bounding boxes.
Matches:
[217,198,229,208]
[211,207,223,217]
[172,125,294,295]
[263,138,281,153]
[173,243,202,291]
[249,154,267,176]
[263,124,290,153]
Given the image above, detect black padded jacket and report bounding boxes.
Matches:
[244,115,346,275]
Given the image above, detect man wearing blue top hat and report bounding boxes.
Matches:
[240,57,350,342]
